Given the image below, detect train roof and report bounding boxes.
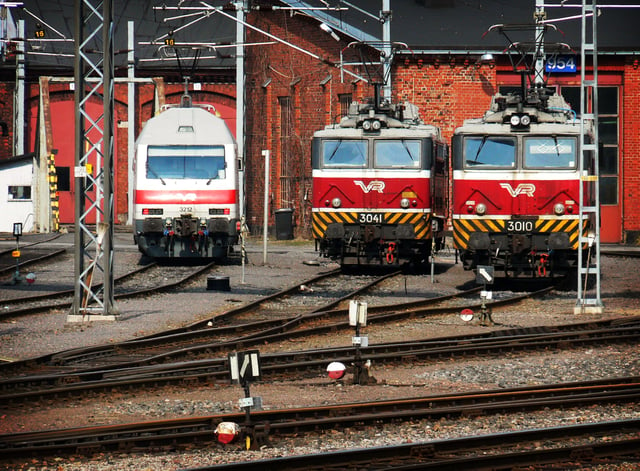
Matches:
[137,105,235,147]
[314,124,442,140]
[316,97,443,141]
[453,121,582,136]
[455,90,586,135]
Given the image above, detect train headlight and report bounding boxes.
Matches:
[400,198,410,209]
[475,203,487,215]
[362,119,381,132]
[554,203,565,215]
[331,197,342,208]
[509,113,531,130]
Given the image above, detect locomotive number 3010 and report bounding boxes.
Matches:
[358,213,385,224]
[506,220,535,233]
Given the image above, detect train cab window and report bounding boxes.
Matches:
[147,145,226,180]
[322,140,367,167]
[524,137,576,169]
[464,136,516,168]
[374,140,422,168]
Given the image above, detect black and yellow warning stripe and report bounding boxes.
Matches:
[453,217,587,250]
[48,153,59,232]
[312,211,432,240]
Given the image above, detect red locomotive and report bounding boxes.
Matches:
[311,89,448,267]
[451,85,593,278]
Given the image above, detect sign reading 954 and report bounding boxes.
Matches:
[545,55,577,73]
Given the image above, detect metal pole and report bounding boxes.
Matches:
[72,0,86,317]
[236,1,246,220]
[534,0,545,86]
[127,21,135,225]
[262,150,270,265]
[102,0,116,315]
[14,19,24,157]
[381,0,391,102]
[71,0,116,320]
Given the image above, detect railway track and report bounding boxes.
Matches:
[0,268,397,376]
[0,277,548,378]
[1,315,637,405]
[0,377,638,459]
[187,420,640,470]
[0,234,65,279]
[0,261,221,320]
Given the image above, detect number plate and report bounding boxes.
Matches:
[358,213,385,224]
[506,220,535,233]
[545,55,576,73]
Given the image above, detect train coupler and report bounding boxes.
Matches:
[535,252,550,277]
[385,242,396,264]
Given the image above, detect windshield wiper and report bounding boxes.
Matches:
[326,140,343,161]
[401,140,415,161]
[552,135,561,157]
[467,136,488,165]
[147,163,166,185]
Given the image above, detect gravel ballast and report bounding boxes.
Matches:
[1,233,639,470]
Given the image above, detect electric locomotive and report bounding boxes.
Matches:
[312,91,448,267]
[452,86,592,278]
[133,95,240,259]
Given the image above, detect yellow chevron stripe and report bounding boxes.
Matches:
[312,212,431,239]
[453,218,588,251]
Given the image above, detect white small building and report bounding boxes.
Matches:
[0,154,36,233]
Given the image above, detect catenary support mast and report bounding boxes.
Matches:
[576,0,603,313]
[69,0,116,321]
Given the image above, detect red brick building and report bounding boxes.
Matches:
[1,1,639,243]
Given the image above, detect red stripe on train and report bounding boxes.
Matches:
[135,189,236,204]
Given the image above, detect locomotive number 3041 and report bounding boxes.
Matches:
[506,220,534,232]
[359,213,384,224]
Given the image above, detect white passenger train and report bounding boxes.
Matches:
[133,96,239,259]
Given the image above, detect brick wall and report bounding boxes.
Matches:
[244,10,373,237]
[622,61,640,242]
[394,59,497,141]
[0,82,14,158]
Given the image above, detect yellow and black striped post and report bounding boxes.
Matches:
[48,153,59,232]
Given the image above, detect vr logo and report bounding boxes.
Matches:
[354,180,385,193]
[499,183,536,197]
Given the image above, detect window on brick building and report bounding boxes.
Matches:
[278,96,294,208]
[339,94,352,118]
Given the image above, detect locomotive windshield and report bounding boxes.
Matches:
[374,140,422,168]
[321,139,425,169]
[147,145,226,180]
[464,136,516,168]
[322,140,367,167]
[524,137,576,168]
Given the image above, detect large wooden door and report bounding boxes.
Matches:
[29,97,105,225]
